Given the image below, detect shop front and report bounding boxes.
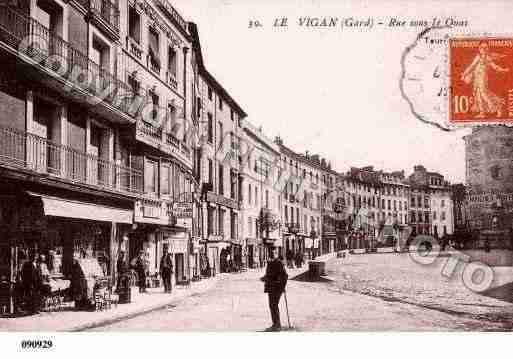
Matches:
[245,237,258,268]
[0,189,133,315]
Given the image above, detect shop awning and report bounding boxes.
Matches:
[28,192,133,224]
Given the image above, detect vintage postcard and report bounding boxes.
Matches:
[1,1,513,353]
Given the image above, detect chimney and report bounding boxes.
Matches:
[305,150,309,159]
[274,136,283,145]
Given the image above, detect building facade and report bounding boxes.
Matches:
[408,165,453,240]
[240,121,281,267]
[190,23,247,274]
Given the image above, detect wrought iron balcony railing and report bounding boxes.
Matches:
[0,126,143,195]
[0,6,134,118]
[137,120,163,141]
[89,0,120,32]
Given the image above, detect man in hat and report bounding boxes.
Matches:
[159,248,174,293]
[134,250,148,293]
[260,246,288,331]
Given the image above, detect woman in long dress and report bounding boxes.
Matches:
[461,42,509,118]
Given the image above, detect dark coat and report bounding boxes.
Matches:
[135,257,147,278]
[116,257,128,276]
[262,258,288,293]
[159,254,174,275]
[21,261,42,290]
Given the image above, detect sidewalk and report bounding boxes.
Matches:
[0,276,220,332]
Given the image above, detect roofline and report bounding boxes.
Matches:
[188,22,247,118]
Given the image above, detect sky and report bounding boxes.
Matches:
[171,0,513,183]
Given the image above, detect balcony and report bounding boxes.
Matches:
[137,120,163,142]
[126,36,143,60]
[0,126,143,195]
[0,7,135,122]
[285,222,300,234]
[166,132,180,149]
[76,0,119,38]
[166,71,177,89]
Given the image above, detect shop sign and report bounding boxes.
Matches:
[170,239,188,253]
[172,202,193,218]
[206,192,238,209]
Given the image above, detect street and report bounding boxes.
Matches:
[89,254,513,331]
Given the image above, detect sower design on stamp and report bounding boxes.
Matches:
[450,38,513,124]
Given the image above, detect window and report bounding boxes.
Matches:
[218,121,223,142]
[441,200,445,207]
[168,46,177,77]
[207,113,213,143]
[208,87,213,101]
[149,91,159,121]
[92,36,110,71]
[387,200,391,210]
[265,190,269,208]
[284,205,288,222]
[424,197,429,208]
[411,197,415,207]
[433,211,437,220]
[145,159,158,194]
[255,187,258,206]
[219,98,223,111]
[425,212,429,223]
[248,183,252,205]
[218,164,224,195]
[148,27,160,72]
[230,213,236,240]
[411,212,416,223]
[208,158,213,186]
[128,6,141,43]
[207,207,214,235]
[441,212,446,220]
[418,211,423,223]
[161,163,170,195]
[231,109,234,121]
[218,209,224,235]
[248,217,252,236]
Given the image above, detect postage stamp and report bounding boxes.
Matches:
[449,37,513,124]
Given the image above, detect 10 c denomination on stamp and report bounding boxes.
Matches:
[450,37,513,124]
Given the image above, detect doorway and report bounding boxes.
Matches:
[175,253,184,283]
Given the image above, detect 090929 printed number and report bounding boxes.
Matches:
[21,340,53,349]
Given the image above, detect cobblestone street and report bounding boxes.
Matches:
[89,254,513,331]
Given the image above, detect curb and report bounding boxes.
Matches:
[68,277,219,332]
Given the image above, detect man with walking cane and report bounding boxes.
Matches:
[260,246,288,331]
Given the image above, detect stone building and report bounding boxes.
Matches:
[240,121,281,267]
[189,23,247,274]
[407,165,453,239]
[274,138,331,258]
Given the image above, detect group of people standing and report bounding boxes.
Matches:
[285,250,304,269]
[116,249,175,295]
[19,252,51,314]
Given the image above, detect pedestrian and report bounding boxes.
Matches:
[160,249,174,293]
[295,252,303,268]
[260,246,288,332]
[21,252,42,314]
[116,250,128,294]
[134,250,147,293]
